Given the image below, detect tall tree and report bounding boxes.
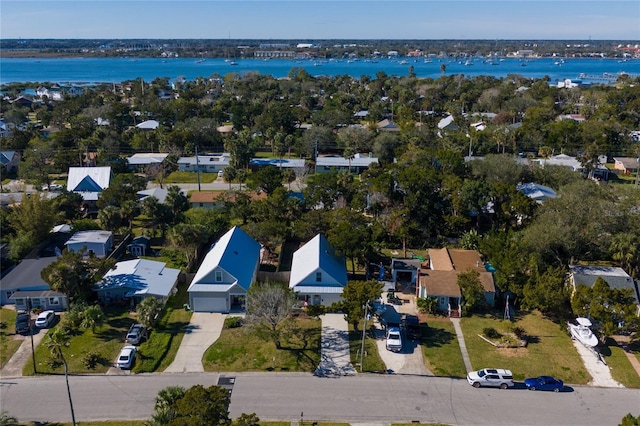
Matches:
[458,269,485,316]
[45,329,77,426]
[335,280,384,331]
[81,304,105,334]
[165,185,189,224]
[245,281,295,349]
[136,297,163,329]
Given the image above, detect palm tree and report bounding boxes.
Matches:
[45,329,76,426]
[610,233,639,278]
[81,305,105,334]
[145,385,186,425]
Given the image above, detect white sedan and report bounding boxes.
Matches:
[116,346,137,369]
[35,310,56,328]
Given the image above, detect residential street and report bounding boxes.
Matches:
[1,373,639,425]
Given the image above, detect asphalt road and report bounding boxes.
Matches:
[1,373,638,425]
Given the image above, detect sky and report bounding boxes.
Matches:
[1,1,639,40]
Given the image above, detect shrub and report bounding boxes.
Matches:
[225,316,243,328]
[483,327,502,339]
[45,356,62,369]
[511,325,527,339]
[0,321,7,330]
[417,296,439,315]
[81,351,102,369]
[305,304,326,317]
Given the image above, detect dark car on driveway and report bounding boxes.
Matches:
[15,311,30,334]
[524,376,564,392]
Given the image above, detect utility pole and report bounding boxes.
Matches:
[635,157,640,190]
[359,300,369,372]
[195,146,201,192]
[28,297,36,374]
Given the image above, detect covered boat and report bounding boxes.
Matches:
[568,317,598,347]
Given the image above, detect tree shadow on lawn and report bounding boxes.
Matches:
[422,326,456,348]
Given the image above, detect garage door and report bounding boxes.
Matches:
[192,297,227,312]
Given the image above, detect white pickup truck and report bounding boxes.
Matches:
[385,326,403,352]
[126,323,147,345]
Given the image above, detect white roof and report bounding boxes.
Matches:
[136,120,160,130]
[315,156,378,168]
[65,230,112,245]
[516,182,557,203]
[67,167,111,192]
[96,259,180,299]
[137,188,168,204]
[249,158,306,168]
[127,153,169,165]
[438,115,455,129]
[189,226,261,292]
[51,224,72,233]
[178,155,231,166]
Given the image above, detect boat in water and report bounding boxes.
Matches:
[568,317,598,347]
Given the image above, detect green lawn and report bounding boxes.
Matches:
[23,307,133,375]
[601,338,640,388]
[0,308,23,369]
[134,283,192,373]
[163,171,217,184]
[347,320,387,373]
[460,311,591,384]
[420,319,467,378]
[203,317,321,372]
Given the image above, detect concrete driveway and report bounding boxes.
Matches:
[0,327,48,378]
[315,313,357,376]
[375,293,432,376]
[164,313,226,373]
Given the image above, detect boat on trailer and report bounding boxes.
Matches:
[568,317,598,347]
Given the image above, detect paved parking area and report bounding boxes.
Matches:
[164,313,226,373]
[374,298,432,376]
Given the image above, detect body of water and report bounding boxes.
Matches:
[1,56,639,85]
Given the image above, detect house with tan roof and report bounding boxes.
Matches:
[189,191,266,210]
[418,248,496,317]
[613,157,639,175]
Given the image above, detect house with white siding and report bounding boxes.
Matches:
[289,234,348,306]
[188,226,260,312]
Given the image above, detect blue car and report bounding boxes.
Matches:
[524,376,564,392]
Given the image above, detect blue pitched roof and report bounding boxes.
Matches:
[189,226,260,291]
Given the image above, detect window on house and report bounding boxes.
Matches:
[49,297,60,305]
[316,272,322,282]
[439,297,445,305]
[200,203,204,207]
[215,271,223,282]
[5,291,13,300]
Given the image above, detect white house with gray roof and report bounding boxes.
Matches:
[178,154,230,173]
[188,226,260,312]
[65,230,113,258]
[569,265,640,312]
[93,259,180,306]
[315,154,378,174]
[289,234,347,306]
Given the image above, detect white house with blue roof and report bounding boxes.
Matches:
[289,234,348,306]
[93,259,180,306]
[67,166,112,201]
[188,226,261,312]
